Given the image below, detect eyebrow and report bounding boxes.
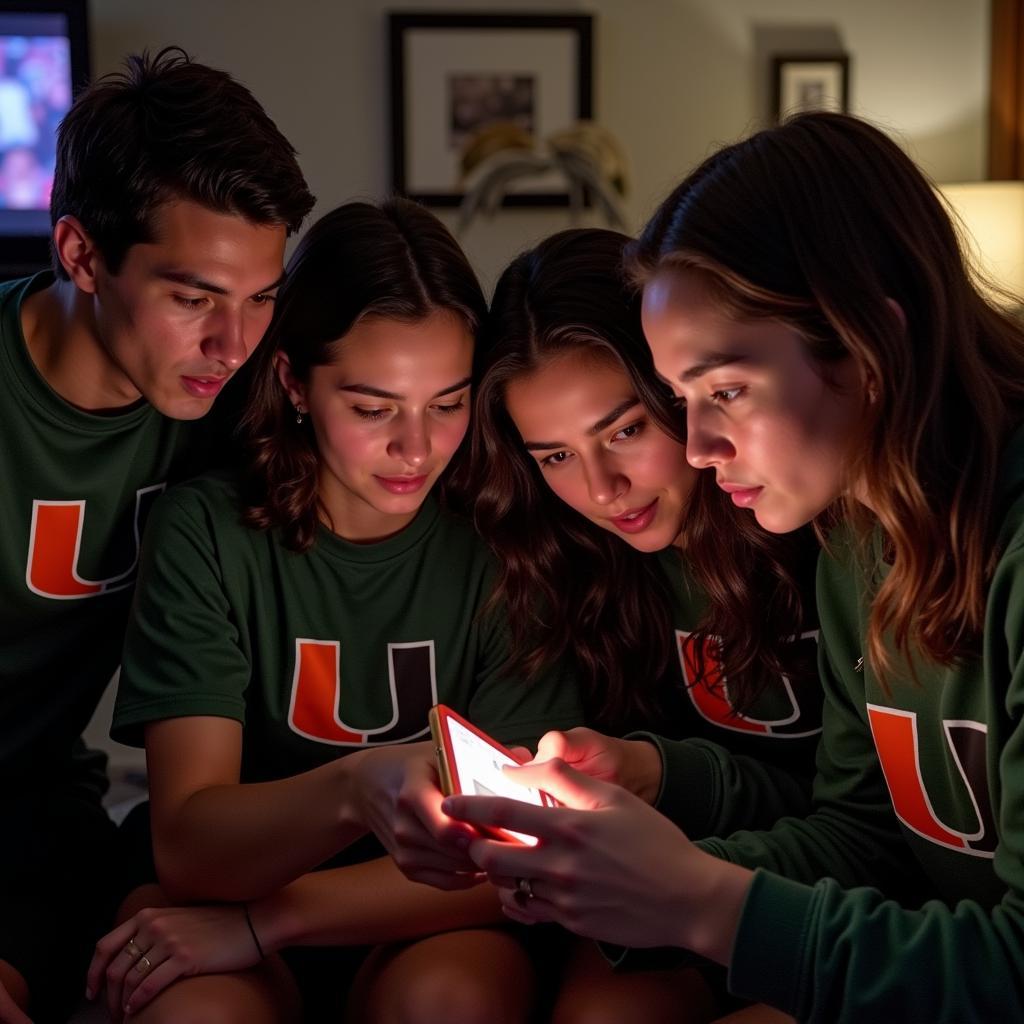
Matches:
[156,269,287,297]
[680,353,746,382]
[340,377,472,401]
[524,398,640,451]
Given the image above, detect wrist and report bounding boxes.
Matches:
[620,739,663,804]
[248,884,308,953]
[674,853,753,965]
[335,748,371,833]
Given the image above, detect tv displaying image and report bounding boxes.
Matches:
[0,2,88,274]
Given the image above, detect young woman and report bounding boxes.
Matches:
[438,113,1024,1023]
[462,228,820,1022]
[86,199,582,1024]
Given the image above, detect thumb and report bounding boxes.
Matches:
[503,757,617,810]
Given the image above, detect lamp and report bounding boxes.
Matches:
[936,181,1024,306]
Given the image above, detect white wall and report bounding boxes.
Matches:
[86,0,990,291]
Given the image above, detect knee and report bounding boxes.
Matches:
[131,978,282,1024]
[554,993,625,1024]
[388,964,514,1024]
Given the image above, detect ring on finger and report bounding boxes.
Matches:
[122,938,141,961]
[514,876,536,906]
[135,954,153,976]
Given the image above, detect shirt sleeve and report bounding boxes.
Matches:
[705,546,1024,1022]
[111,488,251,746]
[696,635,919,892]
[630,730,815,839]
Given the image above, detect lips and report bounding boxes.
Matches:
[375,474,429,495]
[717,480,763,508]
[181,374,229,399]
[609,498,658,534]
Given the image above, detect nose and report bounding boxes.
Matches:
[388,416,431,468]
[200,309,248,372]
[584,457,627,506]
[685,408,734,469]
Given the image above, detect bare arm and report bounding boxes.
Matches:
[146,716,370,901]
[146,718,475,902]
[250,855,499,951]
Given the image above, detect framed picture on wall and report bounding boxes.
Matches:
[772,54,850,122]
[389,12,593,207]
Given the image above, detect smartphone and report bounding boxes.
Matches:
[428,703,556,845]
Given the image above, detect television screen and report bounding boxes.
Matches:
[0,2,88,274]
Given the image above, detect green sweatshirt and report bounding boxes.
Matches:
[691,427,1024,1022]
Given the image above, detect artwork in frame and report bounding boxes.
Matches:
[389,12,593,207]
[772,54,850,122]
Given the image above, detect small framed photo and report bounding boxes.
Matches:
[389,12,593,207]
[772,54,850,122]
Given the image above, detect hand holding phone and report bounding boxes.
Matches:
[428,704,556,844]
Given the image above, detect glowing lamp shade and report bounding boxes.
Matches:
[937,181,1024,306]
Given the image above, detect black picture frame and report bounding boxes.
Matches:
[389,11,594,207]
[772,54,850,123]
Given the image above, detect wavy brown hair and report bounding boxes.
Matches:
[464,229,815,726]
[240,198,487,550]
[628,112,1024,683]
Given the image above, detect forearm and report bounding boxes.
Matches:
[155,753,374,902]
[250,856,503,950]
[729,871,1024,1023]
[635,733,815,836]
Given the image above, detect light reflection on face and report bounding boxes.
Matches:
[641,270,866,534]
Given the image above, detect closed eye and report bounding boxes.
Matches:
[173,295,208,311]
[432,399,466,415]
[354,407,389,421]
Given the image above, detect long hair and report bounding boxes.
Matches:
[465,228,813,725]
[240,198,487,550]
[52,46,313,277]
[628,112,1024,682]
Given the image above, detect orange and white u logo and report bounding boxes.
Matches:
[288,638,438,746]
[867,704,996,858]
[25,486,165,600]
[678,630,821,738]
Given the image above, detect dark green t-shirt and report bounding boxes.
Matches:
[112,474,583,778]
[633,548,822,839]
[0,274,197,792]
[700,427,1024,1021]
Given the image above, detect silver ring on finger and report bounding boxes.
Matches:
[135,954,153,976]
[514,876,536,906]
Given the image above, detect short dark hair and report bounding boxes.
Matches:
[50,46,314,278]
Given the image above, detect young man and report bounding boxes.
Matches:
[0,47,313,1023]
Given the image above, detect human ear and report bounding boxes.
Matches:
[52,215,100,293]
[274,351,307,411]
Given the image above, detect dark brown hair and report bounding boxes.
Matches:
[628,112,1024,681]
[51,46,314,278]
[240,198,487,550]
[466,228,814,725]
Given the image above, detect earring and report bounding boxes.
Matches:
[294,406,304,425]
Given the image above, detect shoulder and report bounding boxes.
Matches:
[149,470,247,539]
